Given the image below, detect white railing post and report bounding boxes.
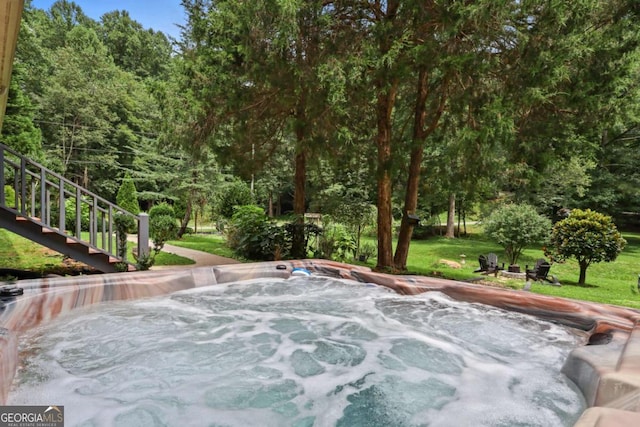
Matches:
[138,213,149,259]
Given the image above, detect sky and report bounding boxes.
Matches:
[30,0,186,39]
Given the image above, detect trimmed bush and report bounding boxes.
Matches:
[545,209,626,285]
[149,202,178,254]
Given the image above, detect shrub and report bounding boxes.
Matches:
[114,212,135,261]
[149,202,178,255]
[227,205,274,260]
[483,203,552,265]
[313,184,375,256]
[149,202,176,219]
[315,222,356,262]
[358,242,376,262]
[544,209,626,285]
[116,172,140,215]
[3,185,16,207]
[64,198,90,233]
[226,205,321,260]
[216,181,254,219]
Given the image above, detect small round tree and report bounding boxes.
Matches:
[544,209,626,285]
[483,203,552,266]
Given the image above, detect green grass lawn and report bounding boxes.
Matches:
[0,229,193,274]
[396,231,640,310]
[3,226,640,309]
[167,233,237,259]
[75,232,195,267]
[0,229,64,273]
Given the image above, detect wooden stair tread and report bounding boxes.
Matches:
[16,216,41,222]
[41,226,62,234]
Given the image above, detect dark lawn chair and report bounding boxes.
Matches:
[526,259,561,285]
[474,253,504,277]
[474,255,489,273]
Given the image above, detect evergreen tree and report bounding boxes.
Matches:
[0,66,42,157]
[116,172,140,214]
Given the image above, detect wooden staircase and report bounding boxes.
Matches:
[0,143,149,273]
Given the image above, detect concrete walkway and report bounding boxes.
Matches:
[127,235,240,270]
[153,242,240,270]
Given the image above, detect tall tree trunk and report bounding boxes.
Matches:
[178,168,199,238]
[375,80,398,270]
[394,69,427,270]
[291,147,307,258]
[177,198,192,238]
[394,69,447,270]
[462,206,467,236]
[445,193,456,238]
[457,199,461,238]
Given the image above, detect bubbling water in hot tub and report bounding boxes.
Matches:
[10,276,586,426]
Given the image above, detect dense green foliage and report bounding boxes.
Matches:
[64,198,90,233]
[113,212,134,261]
[226,205,281,261]
[316,222,356,262]
[483,204,552,266]
[3,186,16,207]
[2,0,639,274]
[216,181,255,220]
[545,209,626,285]
[116,173,140,215]
[149,202,178,255]
[316,184,376,258]
[0,65,42,157]
[225,205,322,261]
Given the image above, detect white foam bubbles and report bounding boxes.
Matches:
[10,277,586,426]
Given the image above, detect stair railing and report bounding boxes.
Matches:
[0,142,149,265]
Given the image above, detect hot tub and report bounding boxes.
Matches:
[1,260,639,426]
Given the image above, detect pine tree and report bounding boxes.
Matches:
[116,172,140,214]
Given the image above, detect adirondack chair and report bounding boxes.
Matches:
[474,255,489,273]
[525,259,560,285]
[474,253,504,276]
